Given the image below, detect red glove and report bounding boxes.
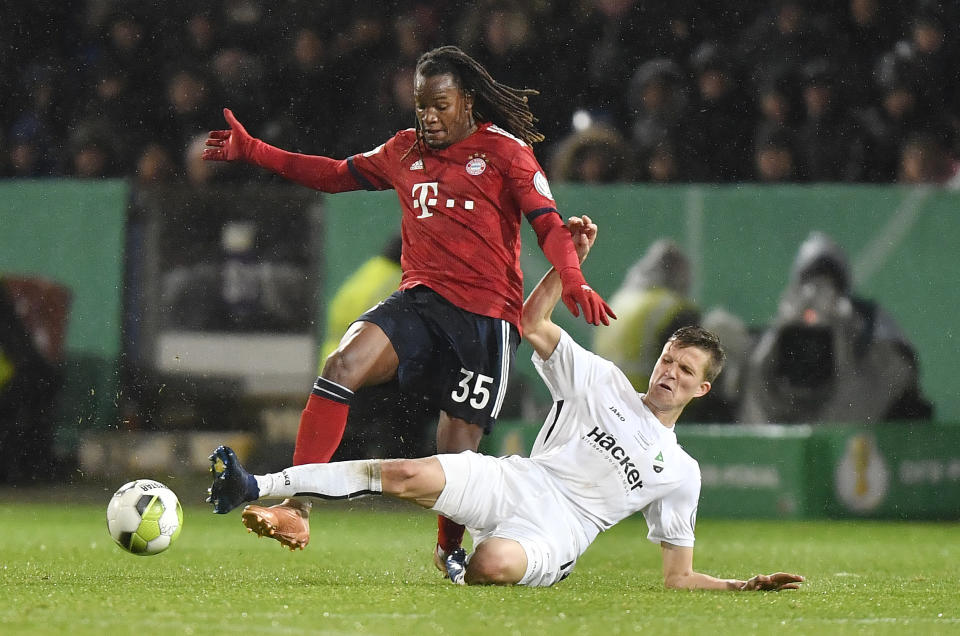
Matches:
[202,108,256,162]
[558,266,616,326]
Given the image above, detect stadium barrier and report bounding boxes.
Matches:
[0,180,127,456]
[78,430,257,478]
[2,180,958,483]
[480,419,960,520]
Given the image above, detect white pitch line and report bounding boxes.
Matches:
[786,617,960,625]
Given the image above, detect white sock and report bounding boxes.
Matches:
[255,460,382,500]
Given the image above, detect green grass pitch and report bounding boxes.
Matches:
[1,492,958,635]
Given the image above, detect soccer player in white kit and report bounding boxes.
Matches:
[209,216,804,590]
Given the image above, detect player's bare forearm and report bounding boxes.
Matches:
[664,571,745,590]
[521,216,595,359]
[661,543,803,591]
[666,569,803,592]
[520,267,563,360]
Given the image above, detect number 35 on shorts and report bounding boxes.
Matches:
[451,368,495,409]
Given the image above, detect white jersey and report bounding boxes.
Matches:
[530,330,701,548]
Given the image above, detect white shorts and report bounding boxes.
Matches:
[432,451,588,587]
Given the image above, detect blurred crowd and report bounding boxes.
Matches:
[3,0,959,186]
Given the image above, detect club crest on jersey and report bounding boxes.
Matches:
[533,171,554,200]
[465,153,487,176]
[653,451,665,474]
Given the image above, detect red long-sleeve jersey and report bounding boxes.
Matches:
[257,123,572,329]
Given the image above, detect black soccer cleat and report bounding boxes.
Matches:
[444,547,468,585]
[207,445,260,514]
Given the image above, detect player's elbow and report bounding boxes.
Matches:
[523,329,560,364]
[663,571,694,590]
[520,321,539,345]
[519,307,543,337]
[663,575,685,590]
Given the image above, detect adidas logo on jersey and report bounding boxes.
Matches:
[585,426,643,490]
[410,159,424,171]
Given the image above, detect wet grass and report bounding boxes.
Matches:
[1,495,958,635]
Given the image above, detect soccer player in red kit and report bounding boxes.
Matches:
[203,46,615,569]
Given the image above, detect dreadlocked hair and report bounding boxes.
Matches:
[416,45,544,146]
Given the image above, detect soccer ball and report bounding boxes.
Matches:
[106,479,183,555]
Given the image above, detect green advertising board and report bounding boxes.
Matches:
[484,420,960,520]
[809,425,960,520]
[0,180,129,448]
[678,424,960,520]
[677,425,814,519]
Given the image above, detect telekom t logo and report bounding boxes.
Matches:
[412,182,438,219]
[412,182,475,219]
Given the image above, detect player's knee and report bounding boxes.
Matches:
[320,328,396,388]
[320,348,377,389]
[380,459,422,496]
[436,415,484,454]
[466,546,524,585]
[320,349,352,384]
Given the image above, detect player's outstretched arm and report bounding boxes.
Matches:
[202,108,359,192]
[522,215,597,360]
[528,212,615,327]
[661,543,804,591]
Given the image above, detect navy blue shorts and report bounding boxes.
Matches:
[356,286,519,433]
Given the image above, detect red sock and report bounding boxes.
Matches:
[437,515,466,553]
[293,379,352,465]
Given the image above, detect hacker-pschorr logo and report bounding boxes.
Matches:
[585,426,643,490]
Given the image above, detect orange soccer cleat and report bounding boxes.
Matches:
[241,499,311,551]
